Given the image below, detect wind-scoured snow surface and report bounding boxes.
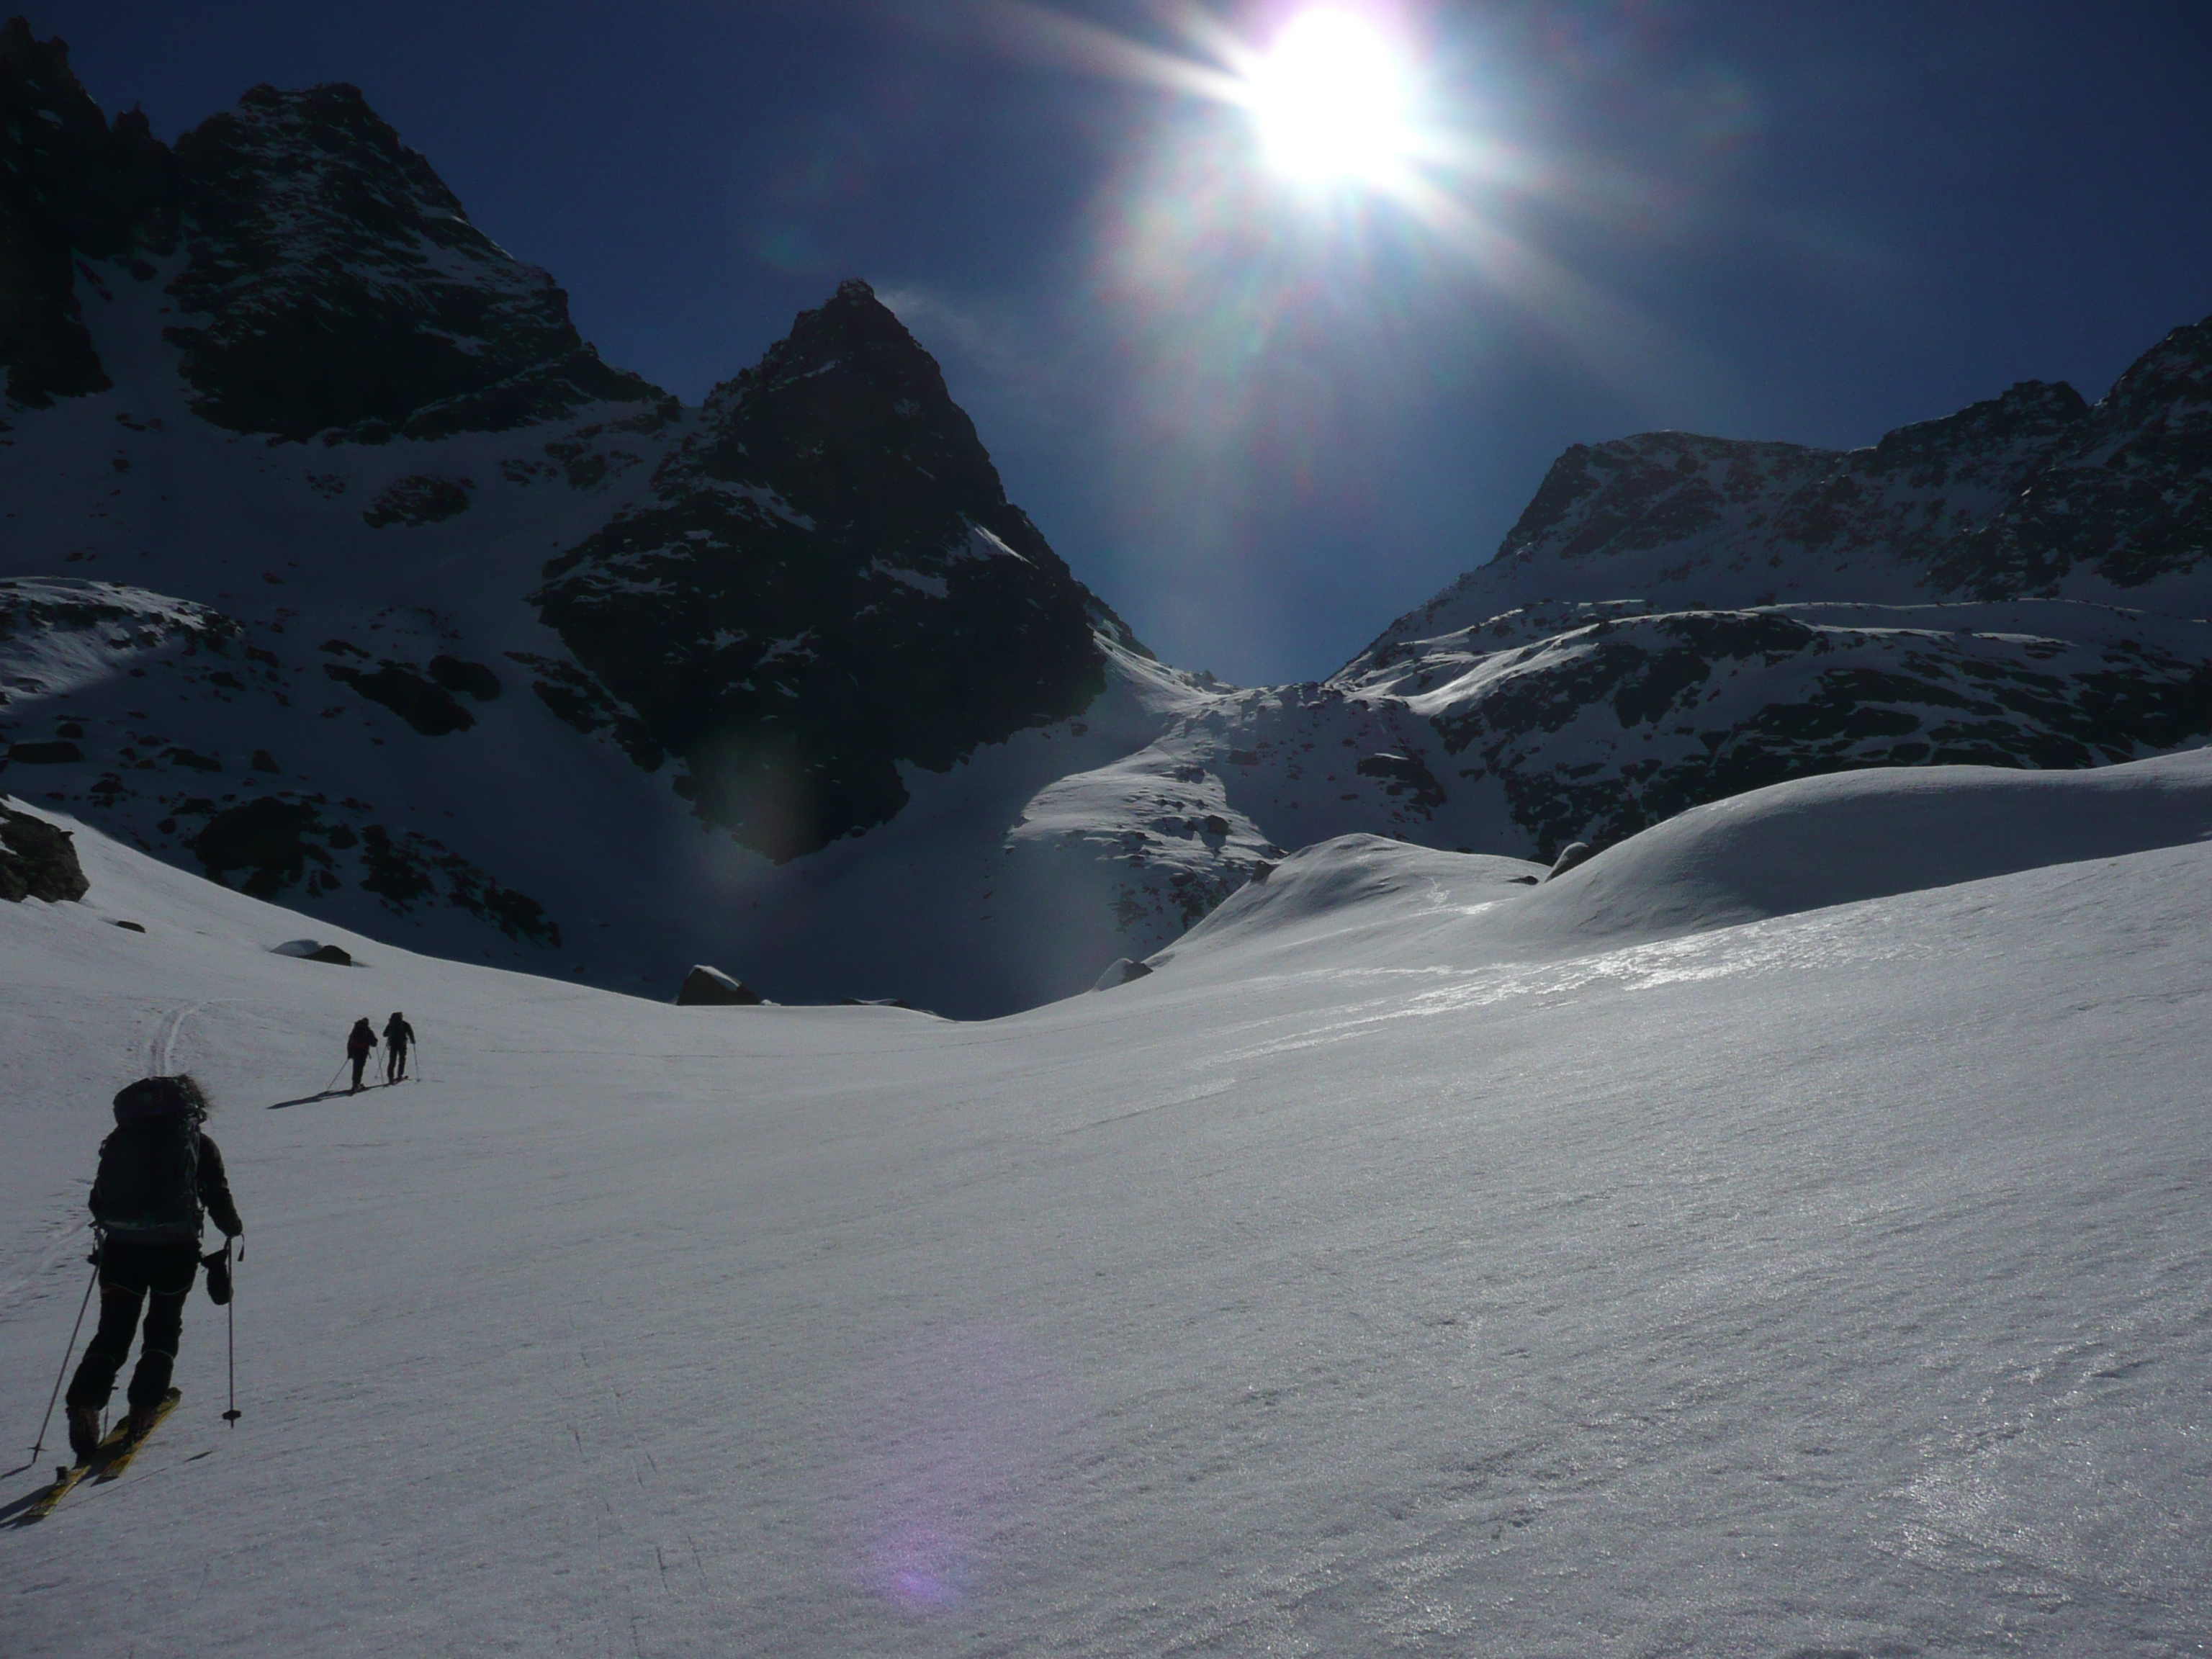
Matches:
[4,750,2211,1655]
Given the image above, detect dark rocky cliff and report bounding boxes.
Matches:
[0,17,173,408]
[1933,318,2212,596]
[165,82,664,441]
[533,279,1132,860]
[0,19,662,439]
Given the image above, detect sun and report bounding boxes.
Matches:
[1243,9,1418,186]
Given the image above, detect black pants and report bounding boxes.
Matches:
[350,1049,369,1090]
[385,1040,408,1082]
[68,1240,199,1411]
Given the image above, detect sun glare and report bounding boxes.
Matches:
[1244,9,1417,185]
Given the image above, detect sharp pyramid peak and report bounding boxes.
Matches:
[781,276,923,356]
[706,276,953,419]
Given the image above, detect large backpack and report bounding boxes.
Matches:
[91,1079,203,1244]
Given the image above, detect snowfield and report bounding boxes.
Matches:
[4,751,2211,1655]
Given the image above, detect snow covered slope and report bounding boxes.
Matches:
[1170,745,2212,974]
[4,752,2210,1654]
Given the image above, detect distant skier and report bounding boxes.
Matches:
[383,1011,415,1084]
[66,1075,244,1455]
[346,1017,376,1092]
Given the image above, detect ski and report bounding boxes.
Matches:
[19,1411,139,1521]
[93,1388,184,1481]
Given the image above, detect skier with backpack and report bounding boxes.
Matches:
[383,1011,415,1084]
[346,1016,377,1092]
[64,1074,244,1456]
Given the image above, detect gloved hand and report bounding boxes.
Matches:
[201,1246,233,1305]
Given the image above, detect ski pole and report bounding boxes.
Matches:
[30,1249,100,1458]
[320,1056,347,1095]
[222,1236,240,1425]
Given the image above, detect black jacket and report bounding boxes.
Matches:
[194,1133,246,1238]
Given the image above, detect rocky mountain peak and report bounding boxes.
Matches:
[1,32,662,439]
[689,277,1016,555]
[163,81,663,441]
[755,276,908,370]
[175,81,468,236]
[2095,313,2212,433]
[1354,320,2212,668]
[1930,313,2211,597]
[533,280,1123,860]
[1858,378,2087,482]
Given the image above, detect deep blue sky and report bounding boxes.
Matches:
[30,1,2212,683]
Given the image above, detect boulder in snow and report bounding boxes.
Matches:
[1546,841,1595,881]
[0,800,89,902]
[1093,956,1154,991]
[271,938,353,965]
[677,965,763,1006]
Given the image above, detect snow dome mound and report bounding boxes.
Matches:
[1159,835,1545,974]
[1524,745,2212,950]
[1166,749,2212,979]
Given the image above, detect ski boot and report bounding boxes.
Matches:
[66,1403,101,1460]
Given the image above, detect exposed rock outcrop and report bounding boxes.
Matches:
[0,796,88,900]
[272,938,353,964]
[676,965,762,1006]
[1545,842,1593,881]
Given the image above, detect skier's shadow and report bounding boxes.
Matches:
[268,1087,359,1110]
[1,1479,60,1524]
[268,1081,412,1110]
[268,1089,340,1110]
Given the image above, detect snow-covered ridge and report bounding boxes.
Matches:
[1350,326,2208,666]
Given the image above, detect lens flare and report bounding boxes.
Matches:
[964,0,1730,580]
[1244,9,1416,184]
[823,1325,1088,1617]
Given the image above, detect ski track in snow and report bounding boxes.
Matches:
[1,780,2210,1655]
